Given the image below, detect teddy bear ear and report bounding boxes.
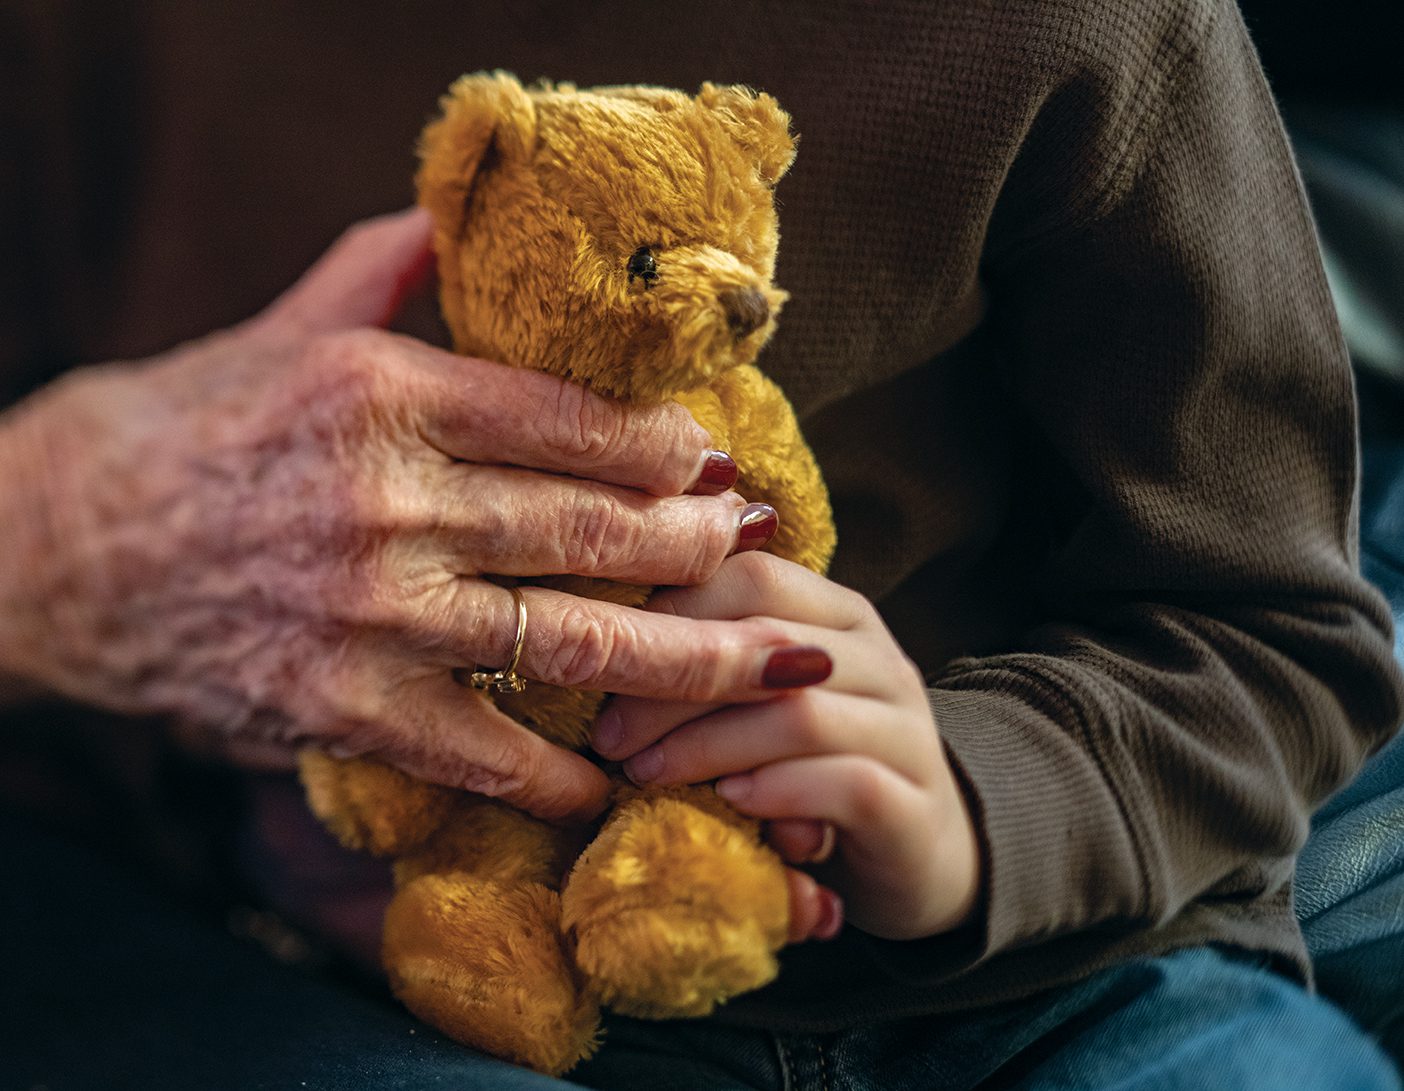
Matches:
[697,83,796,186]
[416,70,537,239]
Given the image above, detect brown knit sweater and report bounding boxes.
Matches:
[3,0,1401,1031]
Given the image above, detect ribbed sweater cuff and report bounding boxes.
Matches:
[928,680,1146,961]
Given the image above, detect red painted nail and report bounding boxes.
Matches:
[762,645,833,689]
[690,450,738,495]
[814,890,844,940]
[734,503,778,553]
[379,243,438,327]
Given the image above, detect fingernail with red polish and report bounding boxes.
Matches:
[734,503,778,553]
[814,890,845,941]
[762,645,833,689]
[690,450,738,496]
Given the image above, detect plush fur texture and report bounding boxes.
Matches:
[299,72,835,1075]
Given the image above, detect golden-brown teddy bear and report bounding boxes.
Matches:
[298,71,836,1075]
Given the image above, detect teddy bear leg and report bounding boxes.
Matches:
[561,785,789,1019]
[382,799,599,1076]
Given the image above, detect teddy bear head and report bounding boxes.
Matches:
[416,72,795,404]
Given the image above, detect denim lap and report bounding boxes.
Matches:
[574,949,1399,1091]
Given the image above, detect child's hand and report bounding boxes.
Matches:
[590,552,984,942]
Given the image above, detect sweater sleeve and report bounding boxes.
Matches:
[931,0,1404,959]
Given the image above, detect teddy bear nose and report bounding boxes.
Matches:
[719,287,770,339]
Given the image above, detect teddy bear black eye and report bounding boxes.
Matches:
[626,246,660,288]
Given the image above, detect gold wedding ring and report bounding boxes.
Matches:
[469,585,528,694]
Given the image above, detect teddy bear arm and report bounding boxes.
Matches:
[679,365,836,575]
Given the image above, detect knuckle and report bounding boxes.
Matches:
[292,642,405,749]
[562,495,628,574]
[539,380,626,465]
[459,737,536,801]
[674,641,728,700]
[662,400,712,449]
[327,716,392,760]
[846,762,892,825]
[292,331,384,421]
[673,501,741,585]
[328,475,389,547]
[389,577,462,655]
[337,467,396,529]
[841,586,882,630]
[303,328,378,383]
[647,402,710,493]
[336,218,377,248]
[332,215,401,261]
[781,691,829,750]
[675,541,717,588]
[337,563,390,628]
[317,635,378,691]
[898,653,928,694]
[732,549,785,608]
[544,603,626,687]
[635,620,729,699]
[331,539,413,630]
[456,585,514,663]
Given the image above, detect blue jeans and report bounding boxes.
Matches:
[1293,367,1404,1066]
[3,809,1393,1091]
[571,949,1397,1090]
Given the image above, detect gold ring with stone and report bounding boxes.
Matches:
[469,585,527,694]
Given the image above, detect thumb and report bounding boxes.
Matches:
[263,207,436,336]
[384,678,612,825]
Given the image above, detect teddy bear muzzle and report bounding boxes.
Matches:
[622,243,787,394]
[719,286,770,339]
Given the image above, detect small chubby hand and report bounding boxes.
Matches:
[590,551,984,942]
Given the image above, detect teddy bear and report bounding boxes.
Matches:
[298,71,836,1075]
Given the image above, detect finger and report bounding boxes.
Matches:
[590,698,720,760]
[405,339,735,497]
[218,740,301,773]
[432,463,768,583]
[767,819,836,866]
[593,625,911,761]
[649,551,873,630]
[741,618,925,699]
[359,673,610,824]
[264,208,436,335]
[787,869,822,943]
[619,691,933,788]
[167,720,300,773]
[769,820,831,864]
[442,581,834,702]
[716,754,924,849]
[785,870,844,943]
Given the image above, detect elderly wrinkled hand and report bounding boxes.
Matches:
[0,209,806,822]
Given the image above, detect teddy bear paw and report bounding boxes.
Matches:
[561,789,790,1019]
[569,900,784,1019]
[383,873,598,1076]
